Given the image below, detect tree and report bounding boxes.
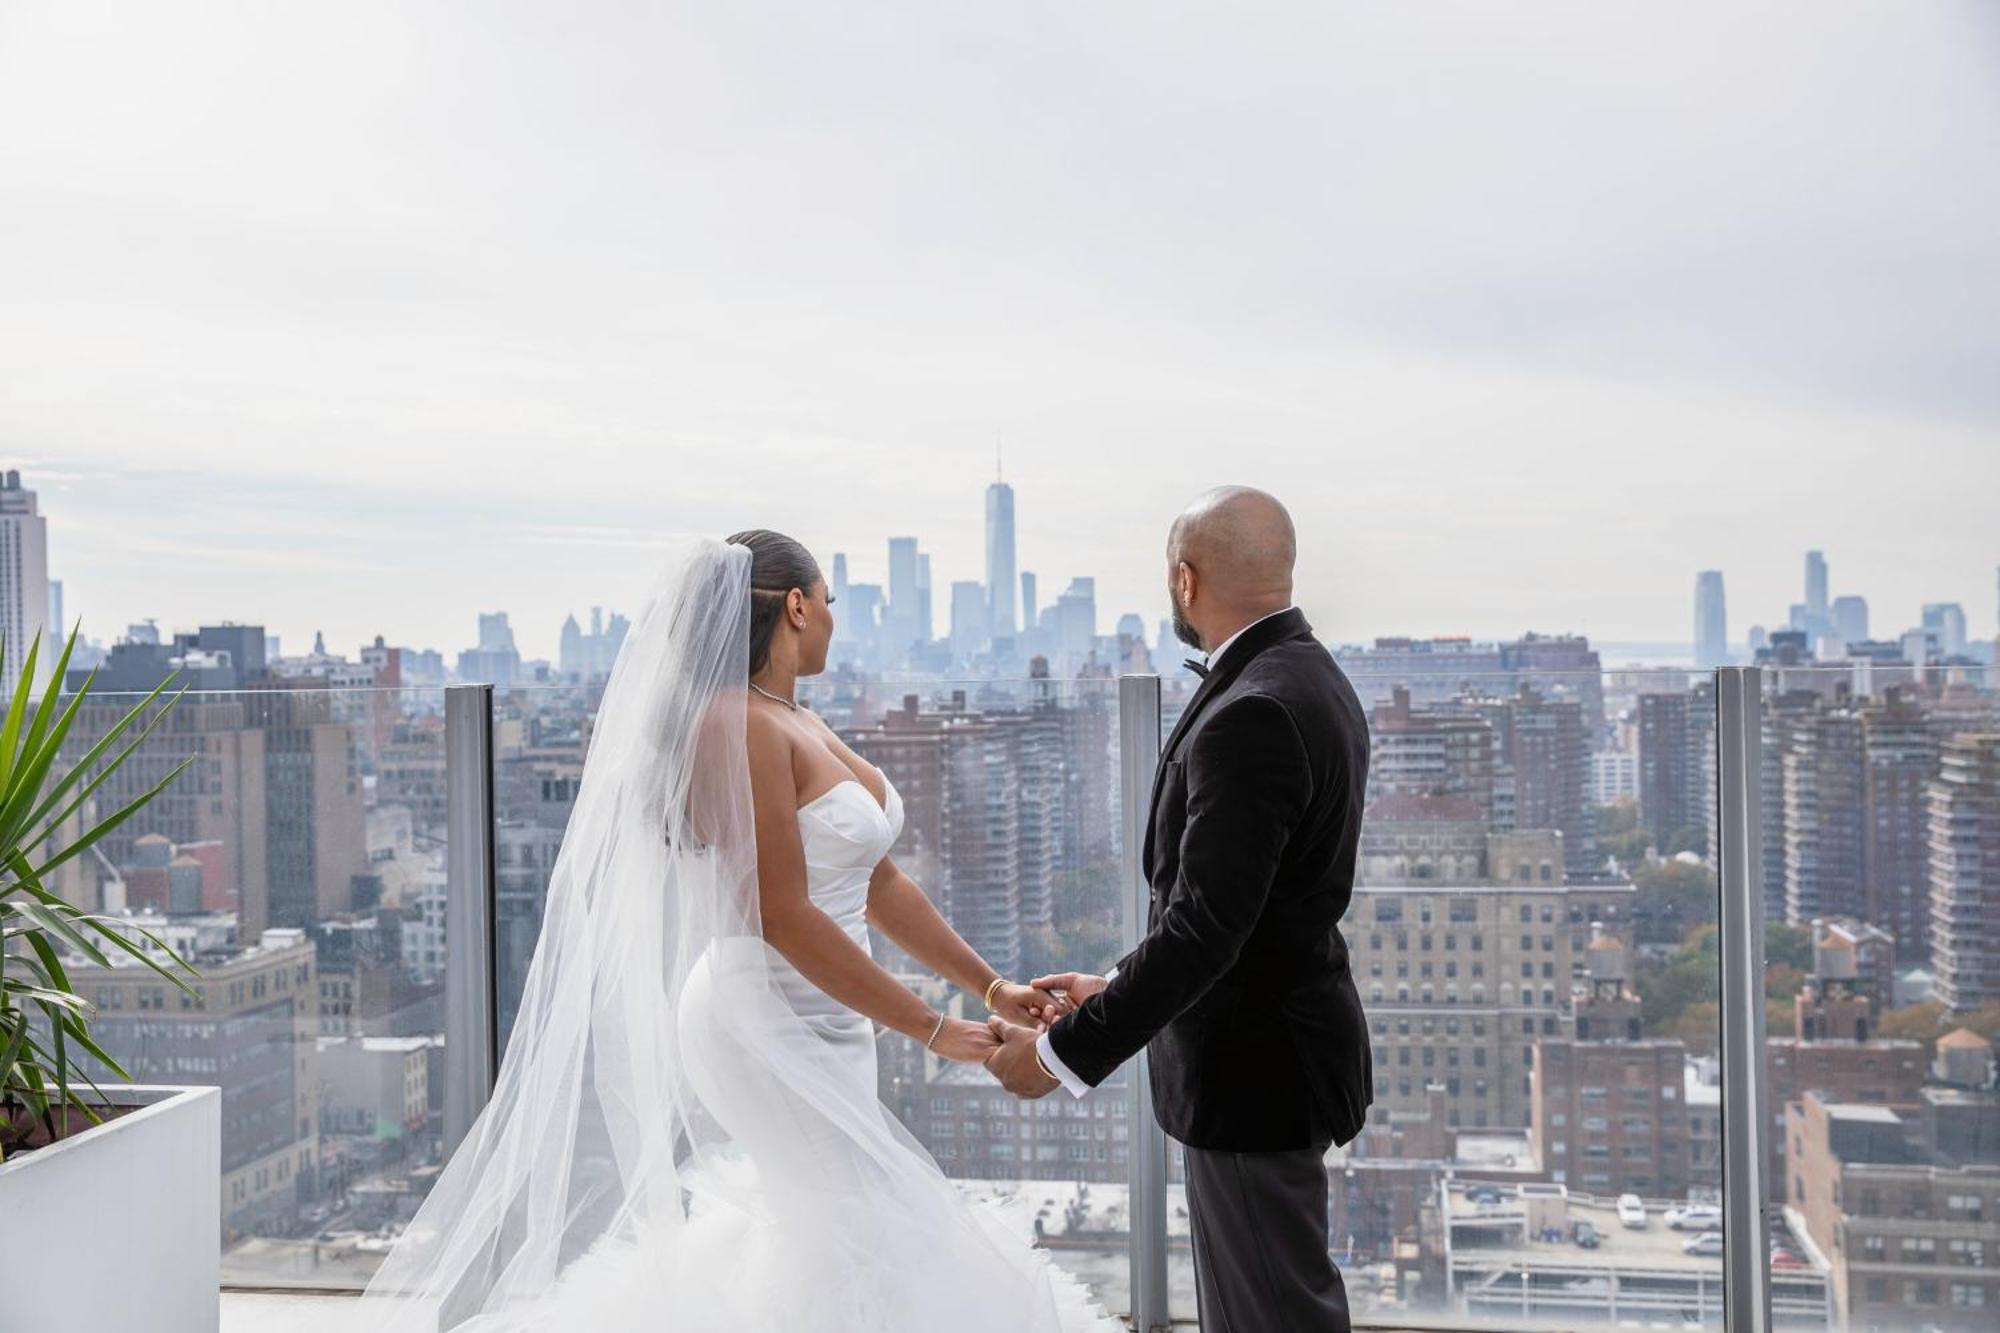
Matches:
[1630,860,1720,944]
[1877,1000,2000,1059]
[1594,800,1648,867]
[1765,922,1812,972]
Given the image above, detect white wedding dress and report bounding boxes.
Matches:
[440,778,1118,1331]
[348,541,1117,1332]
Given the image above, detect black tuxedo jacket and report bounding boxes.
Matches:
[1046,608,1373,1151]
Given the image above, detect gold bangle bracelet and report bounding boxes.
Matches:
[982,977,1008,1011]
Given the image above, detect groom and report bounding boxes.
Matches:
[987,486,1373,1332]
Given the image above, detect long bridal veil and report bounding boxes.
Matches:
[352,537,1100,1332]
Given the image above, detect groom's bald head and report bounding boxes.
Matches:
[1166,486,1296,650]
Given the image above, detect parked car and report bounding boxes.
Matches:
[1665,1204,1723,1231]
[1770,1248,1807,1269]
[1466,1185,1507,1208]
[1683,1231,1725,1257]
[1617,1194,1648,1229]
[1573,1220,1602,1249]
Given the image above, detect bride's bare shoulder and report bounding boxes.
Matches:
[740,699,800,787]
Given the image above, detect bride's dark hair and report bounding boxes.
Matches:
[726,529,823,675]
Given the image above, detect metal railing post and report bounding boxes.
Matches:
[1118,674,1170,1332]
[1716,667,1773,1333]
[443,682,498,1154]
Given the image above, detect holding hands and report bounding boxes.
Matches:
[1027,972,1108,1009]
[987,979,1071,1031]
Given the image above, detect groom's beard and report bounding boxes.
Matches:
[1171,599,1203,652]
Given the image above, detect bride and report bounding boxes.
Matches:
[350,532,1119,1331]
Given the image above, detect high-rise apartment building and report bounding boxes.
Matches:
[1782,701,1869,925]
[0,469,51,696]
[1929,734,2000,1009]
[1860,690,1938,953]
[1638,687,1714,856]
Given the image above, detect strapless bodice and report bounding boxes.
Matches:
[767,776,903,1038]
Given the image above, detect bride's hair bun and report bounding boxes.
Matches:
[726,529,823,674]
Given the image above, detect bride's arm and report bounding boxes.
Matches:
[866,861,1064,1029]
[746,711,995,1062]
[864,859,998,1000]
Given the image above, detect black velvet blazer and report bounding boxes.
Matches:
[1047,608,1374,1151]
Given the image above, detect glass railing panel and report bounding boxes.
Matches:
[46,685,452,1289]
[498,673,1134,1318]
[1157,664,1737,1327]
[804,675,1131,1317]
[1754,664,1999,1332]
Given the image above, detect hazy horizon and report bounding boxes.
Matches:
[5,2,1996,661]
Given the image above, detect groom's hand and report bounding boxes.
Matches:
[984,1018,1059,1099]
[1029,972,1108,1010]
[988,981,1068,1032]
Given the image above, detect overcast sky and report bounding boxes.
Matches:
[2,1,1995,663]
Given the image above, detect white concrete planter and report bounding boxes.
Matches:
[0,1084,221,1333]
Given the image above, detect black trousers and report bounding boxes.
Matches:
[1183,1143,1350,1332]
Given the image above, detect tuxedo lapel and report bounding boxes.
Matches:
[1143,608,1312,878]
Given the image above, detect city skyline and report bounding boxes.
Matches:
[14,458,2000,672]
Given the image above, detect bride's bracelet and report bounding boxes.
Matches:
[924,1011,947,1051]
[981,976,1009,1011]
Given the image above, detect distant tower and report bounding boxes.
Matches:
[949,580,987,659]
[1694,571,1728,670]
[915,554,934,643]
[886,537,919,652]
[985,463,1018,640]
[1921,603,1967,658]
[1831,595,1869,645]
[1805,550,1829,623]
[1020,571,1038,630]
[0,470,51,695]
[48,579,63,640]
[831,553,850,608]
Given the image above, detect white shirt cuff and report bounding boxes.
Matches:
[1037,1030,1092,1099]
[1105,966,1119,983]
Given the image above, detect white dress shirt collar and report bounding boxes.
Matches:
[1204,607,1296,672]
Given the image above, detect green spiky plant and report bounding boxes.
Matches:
[0,626,199,1162]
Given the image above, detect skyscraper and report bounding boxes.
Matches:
[1921,603,1967,658]
[831,552,849,607]
[984,478,1017,639]
[1020,571,1038,629]
[1055,578,1096,675]
[1928,734,2000,1010]
[886,536,919,654]
[1806,550,1829,623]
[48,578,63,640]
[1695,570,1728,670]
[915,553,933,644]
[948,581,986,660]
[0,470,51,695]
[1831,595,1869,645]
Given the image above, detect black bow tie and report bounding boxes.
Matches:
[1183,658,1209,678]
